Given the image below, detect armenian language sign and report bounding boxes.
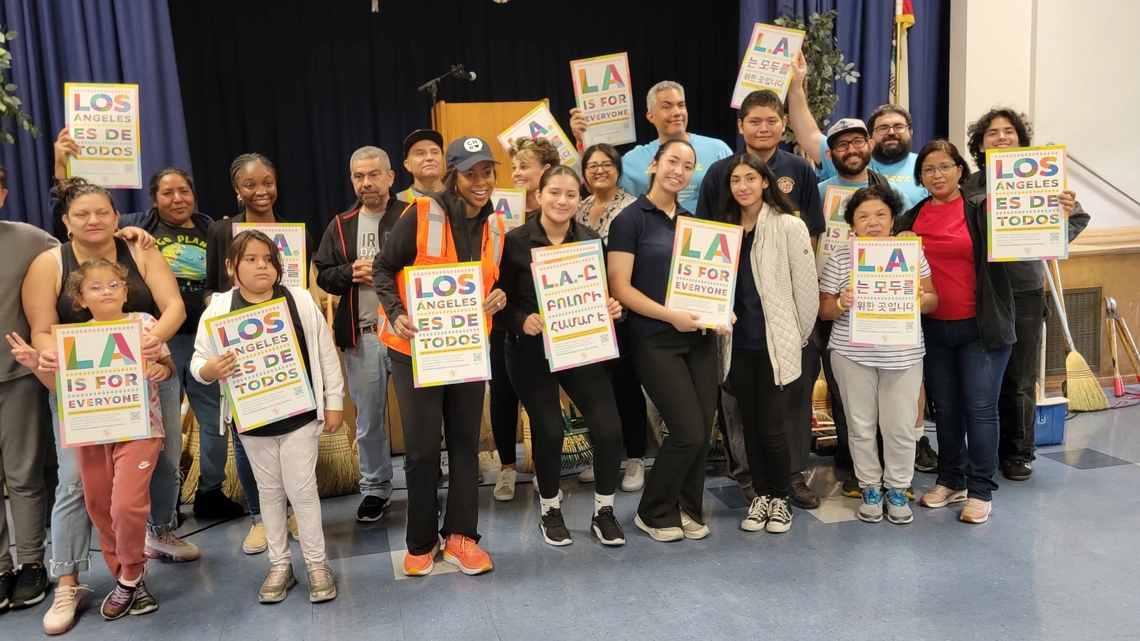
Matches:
[64,83,142,189]
[492,188,528,231]
[985,146,1068,261]
[205,299,316,432]
[531,240,618,372]
[817,185,858,276]
[405,263,490,387]
[570,53,635,146]
[731,24,805,107]
[665,218,743,329]
[233,223,307,287]
[497,102,581,171]
[848,237,922,347]
[54,319,150,447]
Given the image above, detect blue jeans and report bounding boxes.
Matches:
[169,334,225,493]
[922,318,1012,501]
[47,377,182,578]
[343,332,393,498]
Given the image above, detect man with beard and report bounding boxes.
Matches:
[397,129,445,202]
[314,146,403,522]
[817,119,913,208]
[787,53,928,205]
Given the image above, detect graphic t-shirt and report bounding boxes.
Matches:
[153,220,208,333]
[356,211,385,327]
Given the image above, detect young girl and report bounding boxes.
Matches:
[15,258,174,620]
[191,230,344,603]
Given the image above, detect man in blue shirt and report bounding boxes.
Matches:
[815,119,913,209]
[787,54,928,205]
[570,81,732,213]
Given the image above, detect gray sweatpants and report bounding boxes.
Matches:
[0,375,50,572]
[830,353,921,491]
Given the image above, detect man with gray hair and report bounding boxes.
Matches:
[314,145,402,522]
[570,80,732,212]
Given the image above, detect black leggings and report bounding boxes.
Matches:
[505,335,623,498]
[607,321,648,459]
[728,347,798,499]
[489,327,521,466]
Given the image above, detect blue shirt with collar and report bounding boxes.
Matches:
[815,138,928,205]
[618,133,733,214]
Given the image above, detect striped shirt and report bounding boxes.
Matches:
[820,244,930,369]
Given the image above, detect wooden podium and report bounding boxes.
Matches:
[432,99,552,190]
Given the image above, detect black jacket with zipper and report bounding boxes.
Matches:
[314,197,405,349]
[894,191,1016,350]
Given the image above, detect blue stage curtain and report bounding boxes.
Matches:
[738,0,949,149]
[0,0,192,236]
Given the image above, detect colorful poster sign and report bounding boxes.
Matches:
[205,299,316,432]
[731,24,805,107]
[492,188,528,231]
[497,102,581,172]
[985,146,1068,261]
[405,262,491,387]
[848,237,922,347]
[54,319,150,447]
[531,240,619,372]
[665,217,743,329]
[64,83,142,189]
[817,185,858,276]
[233,223,307,288]
[570,52,636,146]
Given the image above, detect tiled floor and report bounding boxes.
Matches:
[5,399,1140,640]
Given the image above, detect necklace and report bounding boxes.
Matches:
[647,193,676,219]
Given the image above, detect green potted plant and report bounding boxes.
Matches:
[0,27,40,144]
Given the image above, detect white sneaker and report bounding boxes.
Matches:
[578,462,595,483]
[43,584,91,635]
[678,508,710,540]
[621,458,645,492]
[145,531,201,562]
[494,468,517,502]
[633,515,683,542]
[741,496,770,532]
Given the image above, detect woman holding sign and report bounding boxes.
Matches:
[607,139,730,542]
[707,155,818,535]
[498,165,626,547]
[374,136,507,576]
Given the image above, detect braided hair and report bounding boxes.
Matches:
[229,153,276,213]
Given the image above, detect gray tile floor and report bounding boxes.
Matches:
[4,399,1140,640]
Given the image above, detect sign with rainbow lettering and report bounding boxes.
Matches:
[497,102,581,172]
[233,223,307,288]
[492,188,528,231]
[204,299,316,432]
[531,240,618,372]
[985,145,1068,262]
[570,52,635,146]
[848,236,921,347]
[54,319,150,447]
[64,83,142,189]
[405,262,490,387]
[665,217,743,329]
[731,23,805,107]
[817,185,858,277]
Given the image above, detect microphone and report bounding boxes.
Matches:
[452,69,477,82]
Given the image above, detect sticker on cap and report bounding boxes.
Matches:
[464,138,484,152]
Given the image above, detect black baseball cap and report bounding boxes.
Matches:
[446,136,499,172]
[402,129,444,157]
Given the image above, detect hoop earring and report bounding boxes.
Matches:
[67,230,74,240]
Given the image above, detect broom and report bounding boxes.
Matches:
[521,407,534,473]
[181,424,201,504]
[1044,261,1108,411]
[315,422,361,498]
[812,376,834,427]
[559,388,595,469]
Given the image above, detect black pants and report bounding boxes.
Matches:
[489,327,521,466]
[790,320,850,474]
[390,356,484,556]
[728,347,796,499]
[999,289,1045,462]
[607,320,648,459]
[632,328,717,528]
[505,335,623,498]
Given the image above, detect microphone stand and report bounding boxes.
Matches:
[417,64,466,111]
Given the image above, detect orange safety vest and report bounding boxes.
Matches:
[379,196,506,356]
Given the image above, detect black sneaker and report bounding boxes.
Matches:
[0,571,14,609]
[766,497,793,533]
[128,580,158,616]
[1003,457,1033,481]
[540,508,572,546]
[788,475,820,509]
[356,495,392,523]
[10,563,48,608]
[841,475,861,498]
[591,507,626,546]
[915,436,938,473]
[193,488,246,520]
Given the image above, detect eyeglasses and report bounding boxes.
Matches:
[921,163,960,178]
[585,161,616,173]
[873,123,909,135]
[832,137,868,153]
[83,280,124,295]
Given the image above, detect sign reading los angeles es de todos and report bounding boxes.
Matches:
[405,263,491,387]
[65,83,142,189]
[986,146,1068,262]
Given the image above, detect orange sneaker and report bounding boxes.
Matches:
[442,535,493,575]
[402,542,439,577]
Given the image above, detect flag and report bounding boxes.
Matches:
[890,0,915,109]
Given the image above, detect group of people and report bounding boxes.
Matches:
[0,51,1090,635]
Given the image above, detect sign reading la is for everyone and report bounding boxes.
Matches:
[986,146,1068,261]
[65,83,142,189]
[666,218,743,329]
[492,188,527,231]
[497,102,581,172]
[405,263,491,387]
[233,223,307,288]
[570,53,635,146]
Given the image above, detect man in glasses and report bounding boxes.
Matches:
[817,119,913,208]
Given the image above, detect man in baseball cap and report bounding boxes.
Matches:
[817,118,911,209]
[398,129,446,202]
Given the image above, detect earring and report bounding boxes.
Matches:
[67,230,73,240]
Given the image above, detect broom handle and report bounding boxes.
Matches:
[1038,320,1047,401]
[1043,265,1077,352]
[1117,318,1140,379]
[1048,260,1067,317]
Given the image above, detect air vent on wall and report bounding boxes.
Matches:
[1045,286,1101,376]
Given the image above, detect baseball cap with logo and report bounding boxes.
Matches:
[446,136,499,172]
[825,118,870,149]
[402,129,445,157]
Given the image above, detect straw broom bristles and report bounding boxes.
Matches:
[1046,261,1108,412]
[315,423,361,498]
